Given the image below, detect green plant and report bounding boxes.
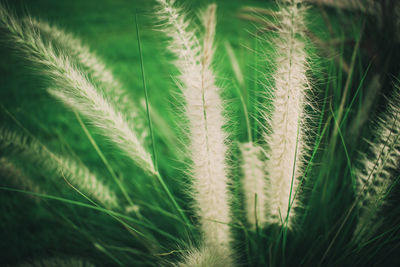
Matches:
[1,0,400,266]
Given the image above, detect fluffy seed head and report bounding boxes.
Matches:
[0,5,155,174]
[0,128,119,208]
[262,0,310,228]
[353,87,400,243]
[156,0,233,258]
[28,18,148,143]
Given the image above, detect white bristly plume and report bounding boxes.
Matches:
[240,142,267,228]
[353,87,400,243]
[0,128,119,208]
[28,18,148,142]
[173,246,233,267]
[0,5,155,174]
[156,0,233,263]
[263,0,310,228]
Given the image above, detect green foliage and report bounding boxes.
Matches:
[1,0,400,266]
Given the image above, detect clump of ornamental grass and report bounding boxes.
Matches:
[0,0,400,266]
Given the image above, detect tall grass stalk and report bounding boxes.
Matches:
[156,0,233,263]
[135,13,189,226]
[28,18,148,142]
[263,0,311,227]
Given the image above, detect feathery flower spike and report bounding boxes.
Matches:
[0,128,119,208]
[263,0,310,227]
[0,5,155,174]
[353,86,400,243]
[156,0,233,263]
[28,18,148,142]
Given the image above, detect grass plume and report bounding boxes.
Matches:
[28,18,148,142]
[173,246,233,267]
[353,85,400,243]
[262,0,311,228]
[0,128,119,208]
[156,0,233,263]
[0,5,155,174]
